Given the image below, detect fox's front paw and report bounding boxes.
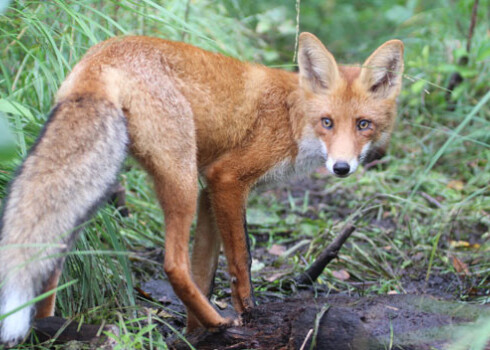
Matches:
[228,316,242,327]
[209,316,241,332]
[242,296,255,312]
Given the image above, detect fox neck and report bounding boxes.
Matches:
[256,76,327,184]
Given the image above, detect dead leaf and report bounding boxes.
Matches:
[213,299,228,310]
[144,307,158,315]
[447,180,464,191]
[158,296,172,304]
[449,240,481,250]
[412,252,425,261]
[450,240,470,248]
[157,309,173,318]
[251,259,265,272]
[268,244,286,256]
[450,240,471,249]
[332,269,350,281]
[452,256,470,275]
[266,271,289,282]
[144,307,172,318]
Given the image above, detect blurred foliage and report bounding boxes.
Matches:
[0,0,488,348]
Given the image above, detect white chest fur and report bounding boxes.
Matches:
[258,137,327,185]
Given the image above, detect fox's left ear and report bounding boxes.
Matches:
[360,40,404,99]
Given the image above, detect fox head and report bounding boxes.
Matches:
[297,33,404,177]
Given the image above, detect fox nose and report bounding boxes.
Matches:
[333,162,350,176]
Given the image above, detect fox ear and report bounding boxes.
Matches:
[360,40,404,99]
[298,32,340,93]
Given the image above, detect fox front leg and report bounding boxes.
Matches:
[206,168,256,314]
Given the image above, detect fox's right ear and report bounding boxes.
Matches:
[298,33,339,93]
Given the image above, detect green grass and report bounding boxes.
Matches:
[0,0,489,348]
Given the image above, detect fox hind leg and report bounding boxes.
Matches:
[34,267,62,319]
[135,145,227,329]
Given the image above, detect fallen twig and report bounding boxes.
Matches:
[298,328,313,350]
[420,191,443,208]
[363,158,390,171]
[295,224,356,285]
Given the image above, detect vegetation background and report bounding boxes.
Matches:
[0,0,488,348]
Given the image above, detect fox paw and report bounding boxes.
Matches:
[229,317,242,327]
[208,317,241,332]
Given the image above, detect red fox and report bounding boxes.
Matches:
[0,33,403,345]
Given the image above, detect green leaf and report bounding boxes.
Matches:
[0,99,34,120]
[458,67,478,79]
[476,44,490,62]
[385,5,412,24]
[0,114,17,161]
[411,79,427,94]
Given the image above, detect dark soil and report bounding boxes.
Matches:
[168,295,488,350]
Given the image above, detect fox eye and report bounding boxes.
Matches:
[321,117,333,129]
[357,119,371,130]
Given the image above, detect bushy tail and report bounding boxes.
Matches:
[0,95,128,345]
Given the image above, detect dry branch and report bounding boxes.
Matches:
[295,224,356,285]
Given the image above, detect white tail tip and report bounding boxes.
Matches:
[0,287,33,346]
